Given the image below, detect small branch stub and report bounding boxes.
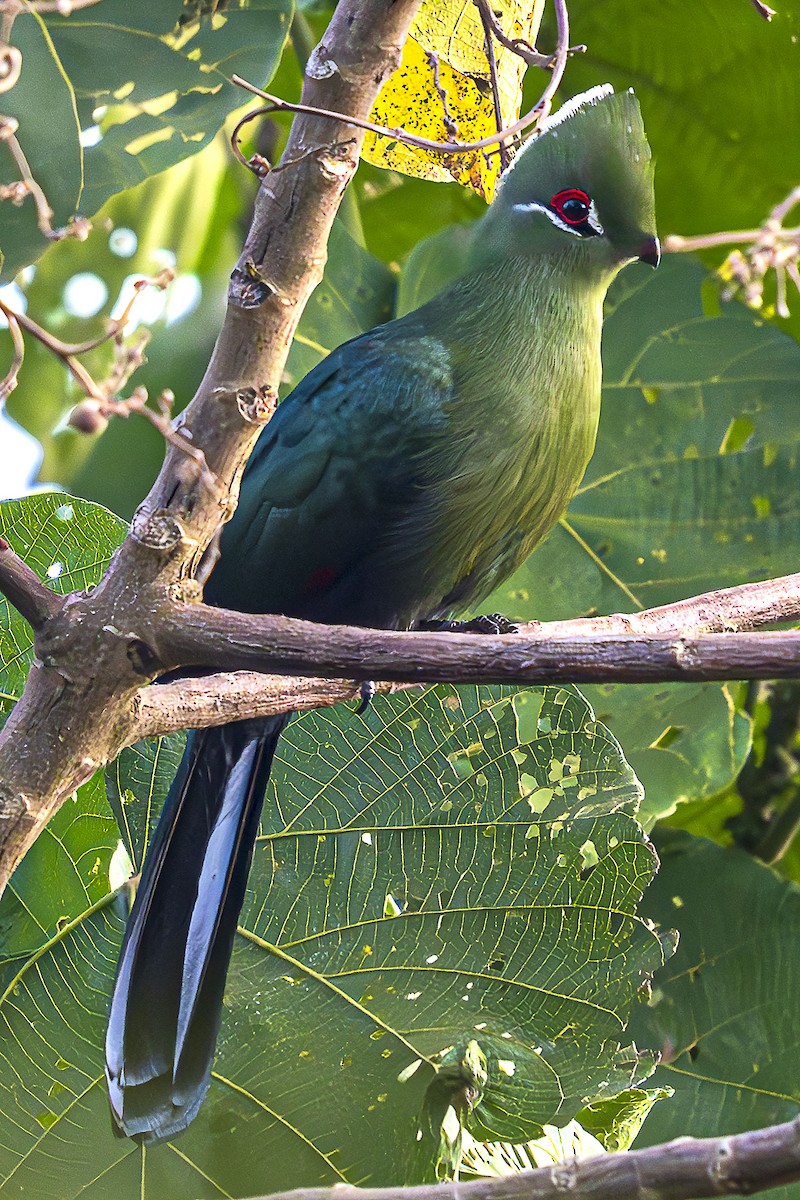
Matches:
[0,537,63,628]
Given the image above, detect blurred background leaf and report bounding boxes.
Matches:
[0,0,293,277]
[630,830,800,1200]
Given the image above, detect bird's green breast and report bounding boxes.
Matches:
[389,255,605,619]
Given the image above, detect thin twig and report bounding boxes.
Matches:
[473,3,507,170]
[425,50,459,141]
[473,0,551,67]
[0,537,63,628]
[99,387,220,494]
[750,0,776,18]
[0,119,54,237]
[0,301,23,400]
[666,187,800,317]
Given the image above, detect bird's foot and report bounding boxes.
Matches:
[420,613,519,636]
[356,680,377,715]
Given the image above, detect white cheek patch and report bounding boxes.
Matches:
[512,200,604,238]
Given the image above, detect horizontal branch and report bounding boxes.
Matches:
[129,571,800,738]
[528,570,800,638]
[155,603,800,687]
[251,1115,800,1200]
[134,672,418,740]
[0,537,63,628]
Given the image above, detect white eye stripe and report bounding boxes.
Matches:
[512,199,604,238]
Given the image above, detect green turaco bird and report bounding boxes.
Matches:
[106,84,658,1143]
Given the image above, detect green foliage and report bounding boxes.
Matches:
[631,833,800,1157]
[2,0,800,1194]
[0,666,669,1194]
[565,0,800,241]
[0,0,292,277]
[0,493,126,720]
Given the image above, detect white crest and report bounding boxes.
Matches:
[500,84,615,183]
[537,84,615,134]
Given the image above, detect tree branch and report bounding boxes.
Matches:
[134,673,418,740]
[0,0,424,891]
[0,537,63,628]
[247,1115,800,1200]
[149,603,800,687]
[126,570,800,740]
[531,570,800,638]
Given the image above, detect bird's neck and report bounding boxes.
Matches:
[424,252,607,363]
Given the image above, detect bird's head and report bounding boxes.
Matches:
[475,85,658,279]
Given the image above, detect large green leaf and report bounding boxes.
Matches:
[0,13,83,278]
[630,831,800,1200]
[105,732,186,871]
[0,768,119,989]
[584,683,751,828]
[0,493,126,718]
[0,684,669,1196]
[0,0,293,276]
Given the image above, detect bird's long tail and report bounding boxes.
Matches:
[105,713,289,1144]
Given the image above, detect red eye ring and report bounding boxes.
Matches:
[550,188,592,225]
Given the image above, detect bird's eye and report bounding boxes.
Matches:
[550,188,592,225]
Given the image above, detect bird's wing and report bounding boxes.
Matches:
[206,325,459,626]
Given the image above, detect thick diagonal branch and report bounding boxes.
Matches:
[0,0,424,892]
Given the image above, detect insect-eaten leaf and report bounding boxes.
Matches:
[363,0,546,201]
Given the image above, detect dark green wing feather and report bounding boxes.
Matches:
[207,324,460,628]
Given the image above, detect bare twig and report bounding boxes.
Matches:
[95,387,221,494]
[247,1114,800,1200]
[0,275,156,399]
[473,4,507,169]
[665,187,800,317]
[0,538,63,629]
[0,117,54,236]
[750,0,777,18]
[135,672,418,740]
[473,0,552,67]
[0,300,23,399]
[426,50,459,141]
[529,571,800,639]
[0,278,213,484]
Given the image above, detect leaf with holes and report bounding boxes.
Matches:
[0,684,670,1196]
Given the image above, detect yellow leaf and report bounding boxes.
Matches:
[363,0,545,202]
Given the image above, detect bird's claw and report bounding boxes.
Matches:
[458,613,519,635]
[356,680,377,715]
[421,613,519,635]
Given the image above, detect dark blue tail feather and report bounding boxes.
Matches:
[105,714,289,1144]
